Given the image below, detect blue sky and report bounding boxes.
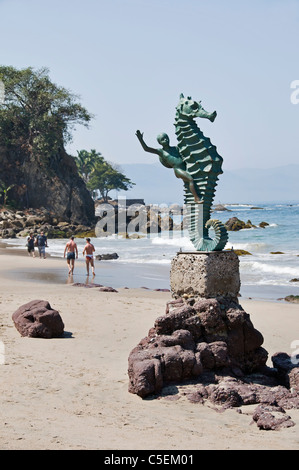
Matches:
[0,0,298,171]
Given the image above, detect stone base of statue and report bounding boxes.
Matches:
[128,250,299,430]
[170,250,240,300]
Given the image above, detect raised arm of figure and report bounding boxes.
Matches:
[135,130,159,155]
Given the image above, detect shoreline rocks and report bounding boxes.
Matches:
[225,217,256,231]
[224,217,270,231]
[0,146,95,226]
[0,207,95,239]
[72,283,118,292]
[284,295,299,304]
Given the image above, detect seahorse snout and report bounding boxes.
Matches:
[196,107,217,122]
[209,111,217,122]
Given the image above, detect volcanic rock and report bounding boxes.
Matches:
[96,253,119,260]
[128,298,299,430]
[252,405,295,430]
[128,297,268,398]
[12,300,64,338]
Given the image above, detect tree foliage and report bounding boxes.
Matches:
[75,149,103,184]
[0,66,92,158]
[75,149,135,201]
[0,180,15,207]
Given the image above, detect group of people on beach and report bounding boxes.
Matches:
[26,231,48,259]
[26,232,96,276]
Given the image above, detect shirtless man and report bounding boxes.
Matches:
[83,238,95,276]
[136,130,202,203]
[64,236,78,275]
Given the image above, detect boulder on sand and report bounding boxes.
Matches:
[12,300,64,338]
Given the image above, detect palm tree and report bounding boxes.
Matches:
[75,149,103,184]
[0,181,15,207]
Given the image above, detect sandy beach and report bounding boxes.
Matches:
[0,248,298,450]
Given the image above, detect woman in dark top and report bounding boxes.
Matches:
[26,233,36,257]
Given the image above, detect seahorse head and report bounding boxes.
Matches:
[177,93,217,122]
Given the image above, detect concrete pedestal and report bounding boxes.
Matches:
[170,250,240,299]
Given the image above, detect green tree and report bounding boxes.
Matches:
[88,159,135,202]
[0,66,92,158]
[75,149,103,184]
[0,181,15,207]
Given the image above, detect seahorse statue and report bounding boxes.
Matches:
[175,94,228,251]
[135,94,228,251]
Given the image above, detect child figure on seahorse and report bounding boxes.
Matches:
[135,130,203,204]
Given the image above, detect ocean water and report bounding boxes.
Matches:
[3,203,299,301]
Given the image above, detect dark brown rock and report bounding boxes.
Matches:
[165,298,185,314]
[154,304,196,335]
[12,300,64,338]
[252,405,295,430]
[72,283,118,292]
[96,253,119,260]
[128,298,268,397]
[73,283,103,288]
[98,286,118,292]
[128,297,299,431]
[185,375,299,429]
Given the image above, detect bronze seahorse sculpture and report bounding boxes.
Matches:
[174,94,228,251]
[135,94,228,251]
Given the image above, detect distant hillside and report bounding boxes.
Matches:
[117,163,299,205]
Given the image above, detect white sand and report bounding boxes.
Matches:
[0,251,298,450]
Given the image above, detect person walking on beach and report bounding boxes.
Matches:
[36,231,48,259]
[64,236,78,275]
[83,238,95,276]
[26,233,36,257]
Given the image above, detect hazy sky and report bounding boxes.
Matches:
[0,0,298,171]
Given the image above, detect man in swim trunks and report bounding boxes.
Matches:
[83,238,95,276]
[64,236,78,275]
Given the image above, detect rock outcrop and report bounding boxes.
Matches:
[0,146,95,226]
[284,295,299,304]
[0,208,95,239]
[225,217,270,232]
[128,297,267,398]
[128,297,299,430]
[225,217,256,231]
[12,300,64,338]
